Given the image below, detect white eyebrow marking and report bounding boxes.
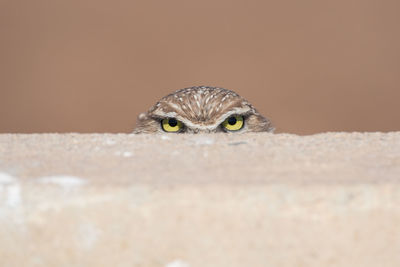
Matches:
[152,110,178,118]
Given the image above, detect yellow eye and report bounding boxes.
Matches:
[161,118,183,132]
[222,115,244,131]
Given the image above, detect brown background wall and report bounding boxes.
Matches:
[0,0,399,135]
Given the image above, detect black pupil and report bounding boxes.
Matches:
[168,118,178,127]
[228,116,237,125]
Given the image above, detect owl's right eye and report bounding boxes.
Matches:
[161,118,183,132]
[221,115,244,131]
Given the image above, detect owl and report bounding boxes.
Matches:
[133,86,273,134]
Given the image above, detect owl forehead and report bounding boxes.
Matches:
[149,86,253,125]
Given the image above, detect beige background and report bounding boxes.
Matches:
[0,0,399,135]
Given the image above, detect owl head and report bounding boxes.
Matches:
[133,86,273,134]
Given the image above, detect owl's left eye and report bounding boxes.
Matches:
[161,118,183,132]
[221,115,244,131]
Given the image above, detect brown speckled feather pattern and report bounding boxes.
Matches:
[134,86,273,134]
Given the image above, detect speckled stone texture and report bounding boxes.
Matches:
[0,133,400,267]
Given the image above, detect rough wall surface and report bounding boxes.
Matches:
[0,133,399,267]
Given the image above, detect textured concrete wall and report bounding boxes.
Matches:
[0,133,400,267]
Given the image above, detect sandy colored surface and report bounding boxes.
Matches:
[0,132,400,267]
